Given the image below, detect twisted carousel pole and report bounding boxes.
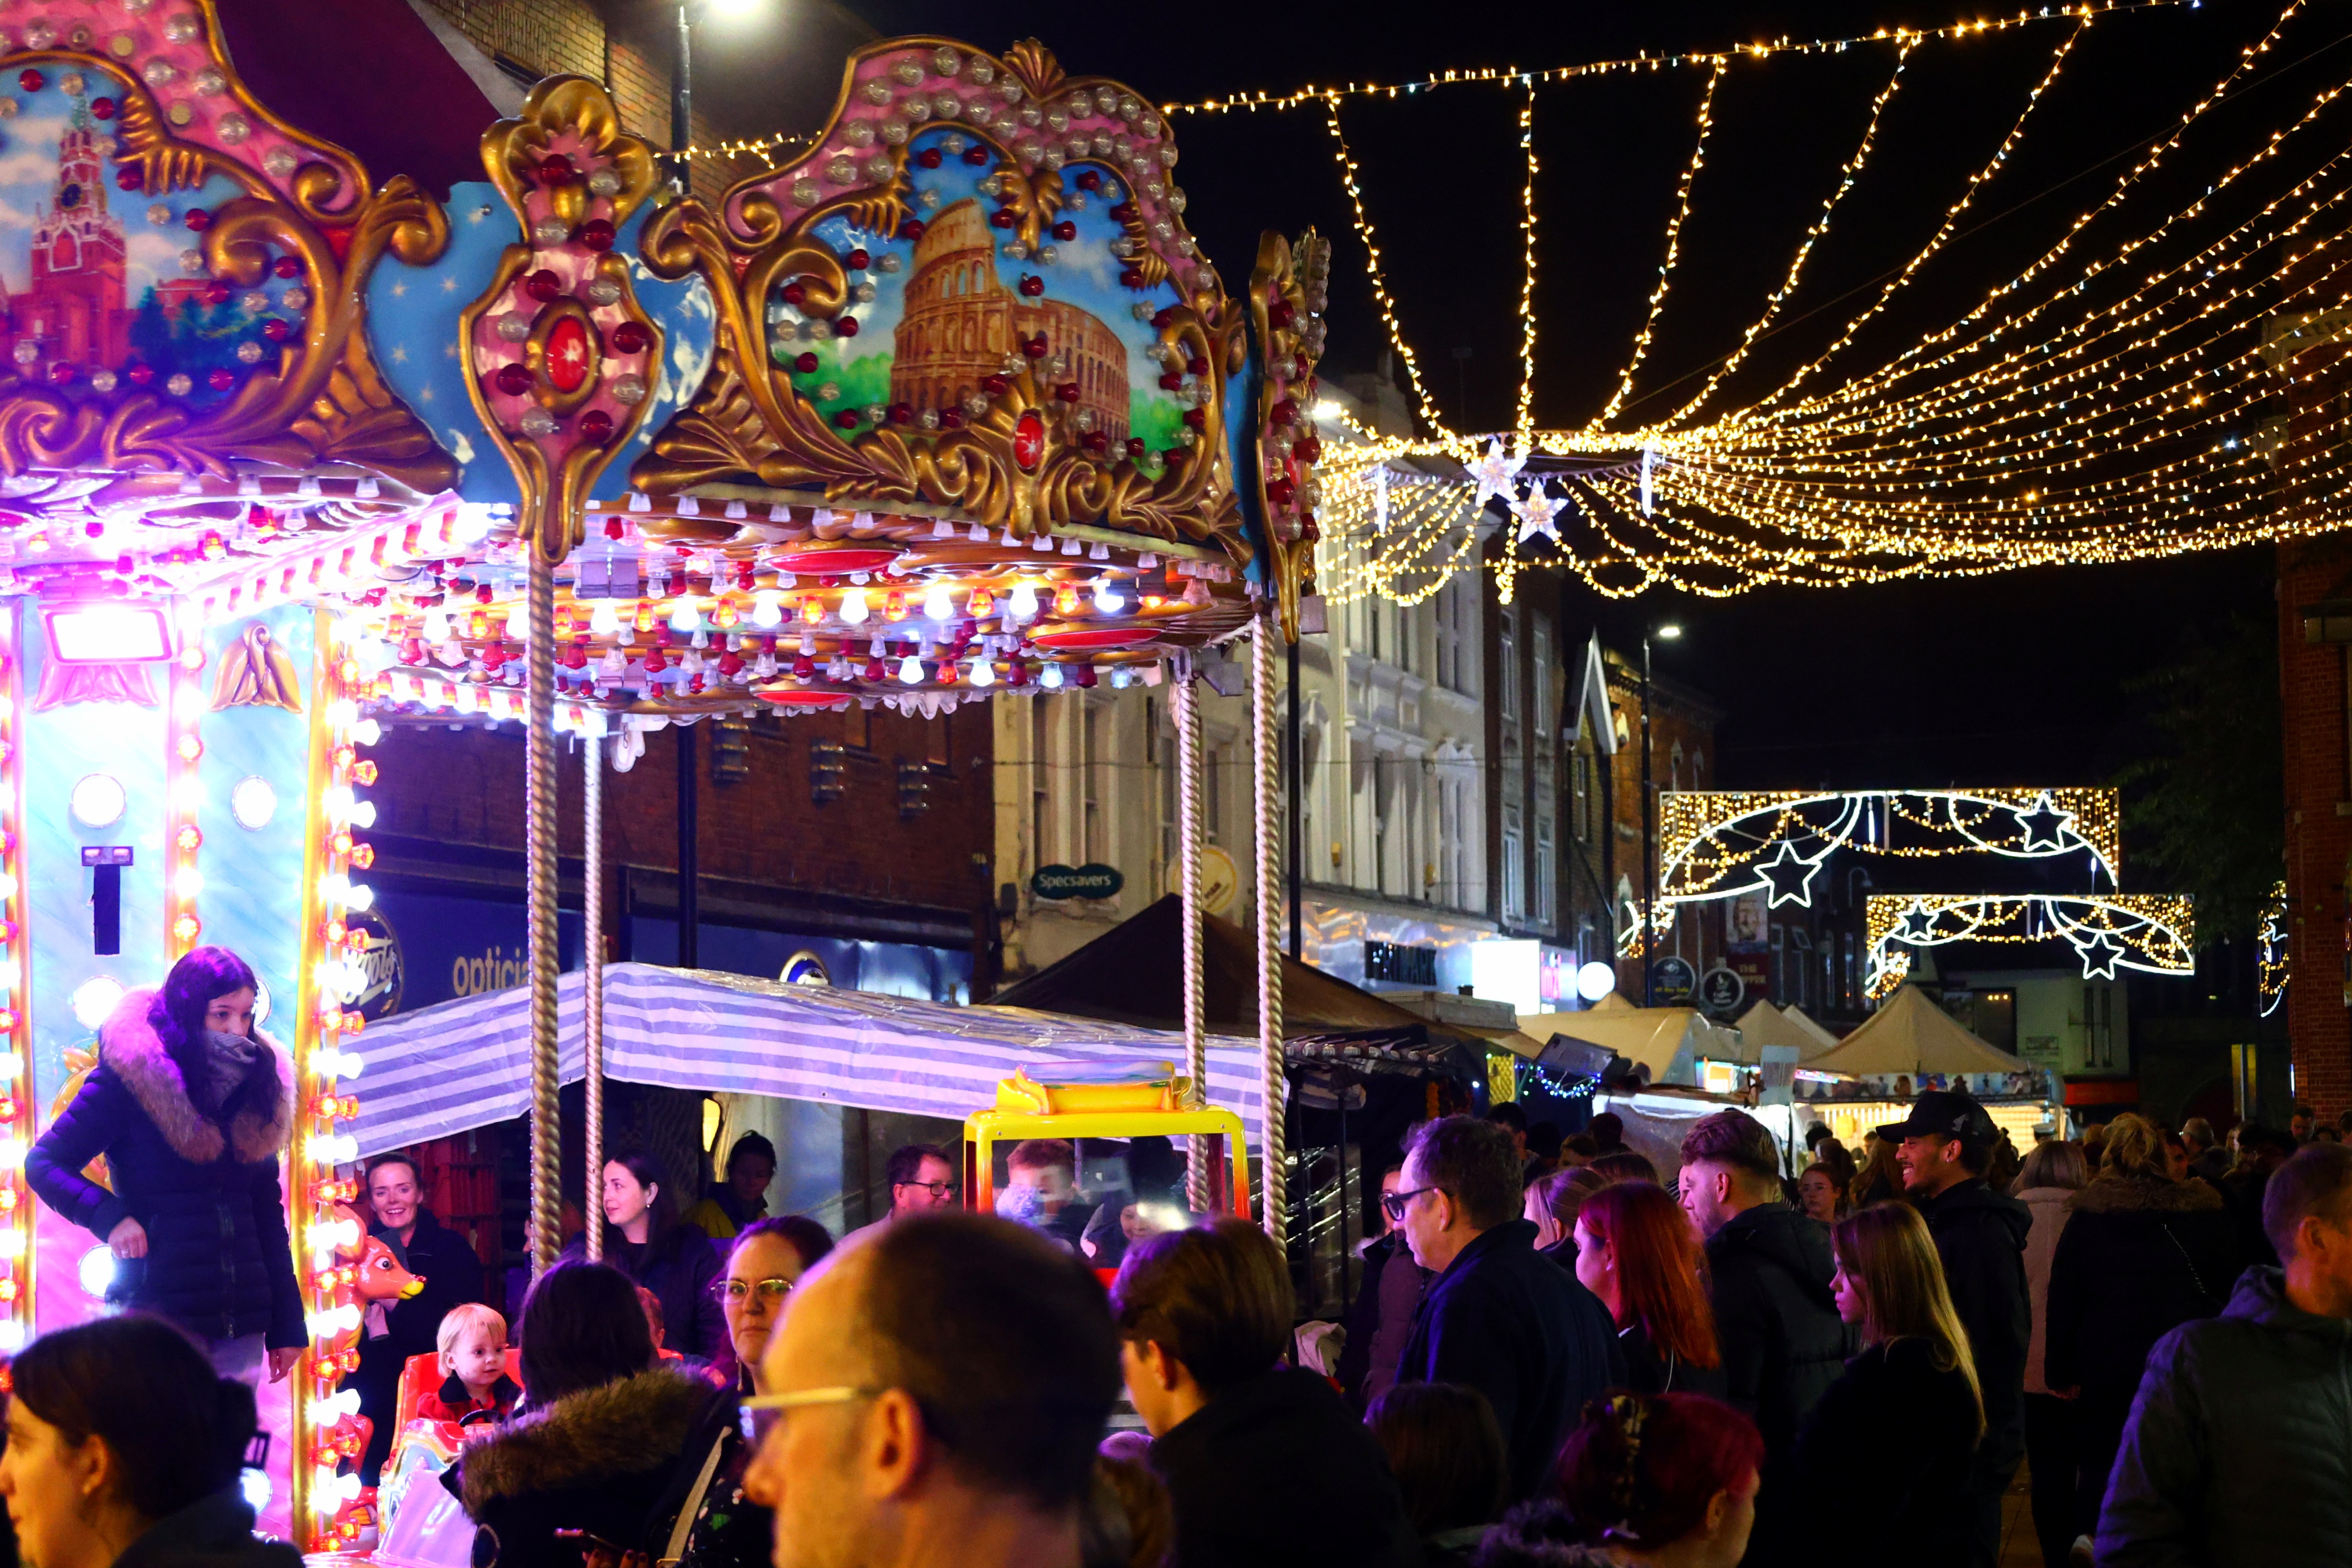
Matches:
[1174,664,1210,1212]
[524,558,562,1276]
[582,725,605,1262]
[461,76,663,1275]
[1250,607,1286,1242]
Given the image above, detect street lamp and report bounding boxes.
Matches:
[669,0,760,185]
[1640,622,1681,1006]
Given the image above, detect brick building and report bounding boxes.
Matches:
[2278,535,2352,1124]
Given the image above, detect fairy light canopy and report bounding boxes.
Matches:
[1178,0,2352,602]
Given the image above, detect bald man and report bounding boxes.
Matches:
[740,1213,1119,1568]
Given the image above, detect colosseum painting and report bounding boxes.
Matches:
[891,198,1130,442]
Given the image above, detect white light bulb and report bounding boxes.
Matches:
[353,718,382,746]
[0,1053,23,1077]
[344,883,374,913]
[923,582,954,620]
[1008,582,1039,622]
[173,868,204,899]
[969,656,995,687]
[838,588,869,625]
[669,596,701,633]
[587,600,619,637]
[349,800,378,829]
[422,608,451,643]
[750,591,784,628]
[1040,663,1065,689]
[1093,580,1125,613]
[172,683,208,720]
[897,654,924,684]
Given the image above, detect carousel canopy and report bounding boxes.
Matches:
[348,960,1272,1156]
[1807,983,2029,1077]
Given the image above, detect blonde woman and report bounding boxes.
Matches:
[1793,1204,1982,1566]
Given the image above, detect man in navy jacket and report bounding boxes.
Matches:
[1393,1115,1624,1500]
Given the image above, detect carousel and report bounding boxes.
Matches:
[0,6,1324,1547]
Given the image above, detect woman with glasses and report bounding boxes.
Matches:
[650,1216,835,1568]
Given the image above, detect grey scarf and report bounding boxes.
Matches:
[199,1029,267,1115]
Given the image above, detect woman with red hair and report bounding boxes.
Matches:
[1476,1392,1764,1568]
[1572,1180,1727,1399]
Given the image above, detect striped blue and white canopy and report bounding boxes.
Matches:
[347,962,1269,1156]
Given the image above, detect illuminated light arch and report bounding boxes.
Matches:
[1864,893,2194,999]
[2258,880,2288,1020]
[1657,788,2120,907]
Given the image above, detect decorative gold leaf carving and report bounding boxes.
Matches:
[1004,39,1066,102]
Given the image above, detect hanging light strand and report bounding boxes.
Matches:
[1600,58,1727,424]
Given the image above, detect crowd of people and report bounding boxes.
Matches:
[2,945,2348,1568]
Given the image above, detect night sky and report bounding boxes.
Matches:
[687,0,2312,789]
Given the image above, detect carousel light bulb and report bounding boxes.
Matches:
[421,608,451,644]
[1039,662,1065,689]
[0,1054,23,1078]
[749,591,784,628]
[1008,582,1039,621]
[343,884,374,913]
[172,683,208,720]
[1093,580,1125,613]
[967,656,994,687]
[173,868,204,900]
[838,588,869,625]
[897,654,924,684]
[589,600,621,637]
[923,582,954,620]
[352,718,382,747]
[668,597,701,634]
[348,801,377,829]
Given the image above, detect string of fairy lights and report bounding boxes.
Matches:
[658,2,2352,601]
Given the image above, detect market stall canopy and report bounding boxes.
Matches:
[992,895,1463,1041]
[1735,1000,1841,1063]
[348,961,1270,1156]
[1520,999,1744,1086]
[1807,984,2029,1076]
[1779,1003,1845,1054]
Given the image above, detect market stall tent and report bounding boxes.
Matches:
[347,962,1272,1157]
[1519,996,1744,1085]
[1734,1000,1839,1063]
[1807,983,2030,1076]
[1779,1003,1846,1055]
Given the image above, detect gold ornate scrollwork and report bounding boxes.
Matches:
[463,76,665,565]
[1248,227,1332,643]
[632,35,1247,563]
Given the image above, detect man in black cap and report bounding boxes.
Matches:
[1883,1088,2031,1568]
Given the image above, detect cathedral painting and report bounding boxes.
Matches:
[0,77,265,403]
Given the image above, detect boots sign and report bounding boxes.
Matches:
[1032,863,1125,900]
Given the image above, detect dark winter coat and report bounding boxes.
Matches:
[25,988,303,1348]
[346,1208,489,1481]
[1793,1338,1982,1568]
[1337,1232,1425,1409]
[1616,1320,1730,1401]
[2097,1267,2352,1568]
[559,1224,725,1361]
[2045,1174,2238,1404]
[1399,1219,1627,1503]
[1149,1368,1423,1568]
[2219,1166,2279,1268]
[454,1366,717,1568]
[1916,1178,2032,1472]
[110,1486,303,1568]
[1702,1200,1850,1567]
[641,1374,767,1568]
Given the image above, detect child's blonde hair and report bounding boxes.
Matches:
[436,1302,507,1374]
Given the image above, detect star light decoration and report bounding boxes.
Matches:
[1469,439,1527,510]
[1512,479,1566,544]
[1863,894,2195,999]
[1656,788,2119,909]
[2257,880,2288,1020]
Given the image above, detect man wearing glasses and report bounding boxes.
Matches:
[1391,1116,1624,1503]
[738,1213,1119,1568]
[886,1144,960,1219]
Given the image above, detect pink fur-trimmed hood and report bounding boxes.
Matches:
[97,987,294,1165]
